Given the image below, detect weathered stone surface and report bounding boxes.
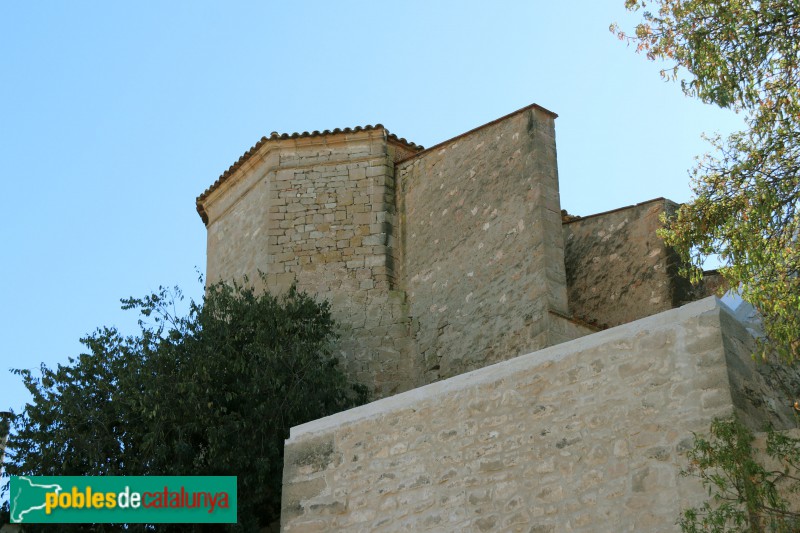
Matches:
[194,105,800,532]
[281,299,794,532]
[201,130,416,398]
[563,199,691,329]
[718,309,799,430]
[398,107,576,385]
[199,105,596,399]
[685,269,729,301]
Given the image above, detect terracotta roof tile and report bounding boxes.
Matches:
[196,125,422,224]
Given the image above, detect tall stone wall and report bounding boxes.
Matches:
[198,105,595,399]
[718,306,799,430]
[199,129,418,397]
[281,298,794,532]
[562,198,691,329]
[397,106,575,385]
[197,105,717,402]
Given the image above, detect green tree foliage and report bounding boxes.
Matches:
[613,0,800,361]
[0,413,9,525]
[680,417,800,532]
[1,281,369,531]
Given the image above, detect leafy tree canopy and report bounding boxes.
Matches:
[1,280,368,531]
[613,0,800,361]
[679,417,800,532]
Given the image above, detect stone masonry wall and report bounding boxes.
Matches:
[198,106,707,401]
[282,297,767,532]
[397,106,574,386]
[562,198,691,329]
[718,307,799,431]
[201,130,416,398]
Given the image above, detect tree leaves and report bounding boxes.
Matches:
[616,0,800,362]
[679,418,800,532]
[2,278,369,531]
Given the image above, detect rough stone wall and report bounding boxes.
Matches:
[201,130,415,397]
[684,269,729,302]
[199,105,619,399]
[548,311,599,346]
[199,106,709,400]
[563,198,691,329]
[282,298,773,532]
[397,106,574,386]
[204,148,278,285]
[718,308,799,430]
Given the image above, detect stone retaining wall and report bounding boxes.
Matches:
[201,130,416,397]
[398,106,575,386]
[281,298,795,532]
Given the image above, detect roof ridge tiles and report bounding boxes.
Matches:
[195,124,422,224]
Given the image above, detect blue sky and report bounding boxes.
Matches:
[0,2,743,417]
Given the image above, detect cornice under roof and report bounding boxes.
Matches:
[196,125,422,224]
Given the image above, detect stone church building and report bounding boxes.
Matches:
[197,104,796,531]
